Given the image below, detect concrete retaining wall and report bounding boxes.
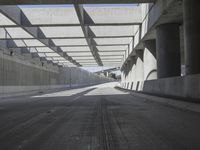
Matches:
[0,49,110,97]
[122,74,200,101]
[143,74,200,100]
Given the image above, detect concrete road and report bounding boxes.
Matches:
[0,82,200,150]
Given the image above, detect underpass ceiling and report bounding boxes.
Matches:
[0,0,155,5]
[0,4,145,67]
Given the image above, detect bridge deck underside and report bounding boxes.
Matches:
[0,3,146,67]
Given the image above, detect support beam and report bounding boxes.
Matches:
[74,4,102,66]
[156,23,181,79]
[0,0,155,5]
[1,40,128,48]
[0,35,135,40]
[183,0,200,75]
[0,23,141,28]
[0,5,80,67]
[143,39,157,80]
[135,50,144,82]
[144,39,156,58]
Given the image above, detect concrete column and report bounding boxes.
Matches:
[144,40,156,58]
[129,58,134,81]
[156,23,181,78]
[123,71,126,88]
[183,0,200,75]
[135,50,144,81]
[129,58,135,90]
[124,64,128,88]
[121,71,125,87]
[135,50,144,91]
[143,39,157,80]
[127,61,131,89]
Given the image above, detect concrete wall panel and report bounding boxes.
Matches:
[0,49,110,97]
[143,48,157,80]
[143,74,200,100]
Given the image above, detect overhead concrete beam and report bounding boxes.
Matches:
[121,0,183,70]
[0,23,141,28]
[74,4,102,66]
[0,0,155,5]
[5,44,128,49]
[0,35,135,40]
[0,5,81,67]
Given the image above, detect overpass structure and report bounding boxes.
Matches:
[0,0,200,100]
[1,1,200,149]
[0,3,145,67]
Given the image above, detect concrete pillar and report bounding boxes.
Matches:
[143,39,157,80]
[156,23,181,78]
[121,71,125,87]
[183,0,200,75]
[135,50,144,91]
[126,61,131,89]
[129,58,135,89]
[122,71,126,88]
[144,40,156,58]
[135,50,144,81]
[129,60,134,88]
[125,63,129,88]
[124,63,128,81]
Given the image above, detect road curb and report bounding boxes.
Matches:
[115,86,200,114]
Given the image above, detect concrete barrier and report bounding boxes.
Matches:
[143,74,200,101]
[120,74,200,101]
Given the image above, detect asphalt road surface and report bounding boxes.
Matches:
[0,82,200,150]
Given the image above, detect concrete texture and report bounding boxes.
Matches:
[143,74,200,100]
[0,4,143,68]
[121,0,184,88]
[117,86,200,114]
[183,0,200,75]
[121,72,200,101]
[156,23,181,78]
[121,52,144,90]
[122,0,183,68]
[135,58,143,91]
[0,49,110,97]
[0,0,155,5]
[135,50,144,82]
[0,82,200,150]
[120,0,199,103]
[143,40,157,80]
